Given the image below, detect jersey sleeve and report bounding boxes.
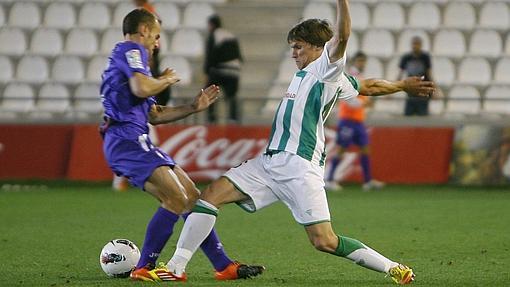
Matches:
[337,73,360,102]
[115,43,150,78]
[305,41,346,82]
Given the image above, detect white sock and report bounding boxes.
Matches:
[167,200,218,275]
[345,245,398,273]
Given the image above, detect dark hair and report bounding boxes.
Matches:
[353,51,367,60]
[122,8,157,36]
[208,14,222,29]
[287,19,333,47]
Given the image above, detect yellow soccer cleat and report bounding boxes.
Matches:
[130,263,187,282]
[388,264,415,285]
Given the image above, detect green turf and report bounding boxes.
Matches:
[1,184,509,286]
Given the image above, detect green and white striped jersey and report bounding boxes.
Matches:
[267,46,360,166]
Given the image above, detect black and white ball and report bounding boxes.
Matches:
[99,239,140,278]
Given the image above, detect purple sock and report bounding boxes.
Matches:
[182,212,233,271]
[136,207,179,269]
[327,156,341,181]
[360,154,372,183]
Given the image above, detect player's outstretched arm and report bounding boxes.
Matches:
[359,76,436,98]
[149,85,220,124]
[129,70,180,98]
[327,0,351,63]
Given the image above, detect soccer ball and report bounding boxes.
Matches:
[99,239,141,278]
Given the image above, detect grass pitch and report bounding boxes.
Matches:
[1,183,509,286]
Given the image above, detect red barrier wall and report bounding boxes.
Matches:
[0,125,454,183]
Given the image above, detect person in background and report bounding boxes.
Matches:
[397,36,434,116]
[325,51,384,191]
[204,14,243,123]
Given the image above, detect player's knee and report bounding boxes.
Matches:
[310,234,337,253]
[161,193,189,214]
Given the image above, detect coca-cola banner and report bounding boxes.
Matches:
[156,125,270,181]
[0,124,454,183]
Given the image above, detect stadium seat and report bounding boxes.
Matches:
[8,2,40,29]
[262,84,287,115]
[52,56,84,84]
[397,29,431,54]
[483,86,510,115]
[433,29,466,58]
[169,29,203,57]
[153,2,180,30]
[384,56,400,81]
[78,2,110,29]
[505,34,510,55]
[0,56,13,83]
[0,83,35,113]
[445,85,481,116]
[302,2,334,23]
[65,28,98,57]
[276,56,297,85]
[443,2,476,30]
[44,2,76,29]
[432,57,456,86]
[0,28,26,56]
[36,84,71,114]
[74,83,103,114]
[87,56,108,83]
[364,57,383,78]
[350,3,370,31]
[468,29,502,58]
[372,92,406,116]
[160,55,192,86]
[494,58,510,85]
[407,2,440,30]
[30,28,63,56]
[182,3,215,29]
[457,57,491,86]
[346,31,359,58]
[372,3,404,30]
[361,29,394,58]
[429,98,444,116]
[157,31,169,54]
[112,2,136,27]
[100,28,122,54]
[479,2,510,30]
[16,56,49,83]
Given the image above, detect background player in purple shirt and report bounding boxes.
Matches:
[100,8,264,282]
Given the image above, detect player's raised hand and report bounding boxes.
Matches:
[160,68,180,85]
[403,76,436,98]
[192,85,220,112]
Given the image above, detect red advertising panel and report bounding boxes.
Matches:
[66,125,111,181]
[0,125,74,179]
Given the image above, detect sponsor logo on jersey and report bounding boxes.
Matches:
[125,49,144,69]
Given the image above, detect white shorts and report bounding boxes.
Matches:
[223,151,331,225]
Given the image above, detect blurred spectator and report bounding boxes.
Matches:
[325,51,384,191]
[204,14,243,123]
[397,36,434,116]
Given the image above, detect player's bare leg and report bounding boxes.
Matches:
[167,177,265,279]
[305,222,414,284]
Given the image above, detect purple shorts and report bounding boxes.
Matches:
[335,119,369,148]
[103,132,175,189]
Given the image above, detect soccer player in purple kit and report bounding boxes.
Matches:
[100,8,264,282]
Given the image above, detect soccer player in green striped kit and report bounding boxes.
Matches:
[163,0,434,284]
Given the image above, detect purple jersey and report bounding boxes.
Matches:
[101,41,155,139]
[100,41,176,189]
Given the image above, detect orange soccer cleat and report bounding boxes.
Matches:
[215,261,265,280]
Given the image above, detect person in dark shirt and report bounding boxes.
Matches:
[397,36,434,116]
[204,14,243,123]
